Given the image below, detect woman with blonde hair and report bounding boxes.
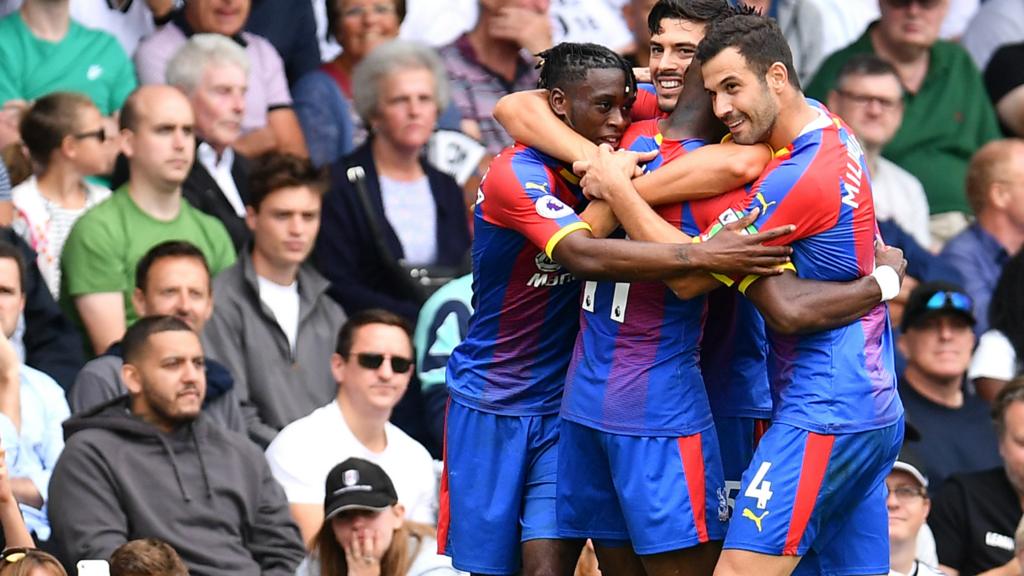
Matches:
[297,458,459,576]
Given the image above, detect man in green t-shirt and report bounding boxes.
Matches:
[805,0,1001,242]
[0,0,136,143]
[61,85,236,356]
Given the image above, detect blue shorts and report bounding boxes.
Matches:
[438,400,561,575]
[557,419,728,555]
[715,416,771,519]
[724,418,904,576]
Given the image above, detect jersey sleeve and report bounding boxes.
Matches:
[630,84,661,121]
[479,153,590,258]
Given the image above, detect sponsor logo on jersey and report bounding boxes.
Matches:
[535,194,574,219]
[742,508,769,533]
[534,252,562,273]
[87,65,103,80]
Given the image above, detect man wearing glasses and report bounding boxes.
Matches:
[806,0,1001,245]
[827,54,931,249]
[264,309,437,545]
[886,436,944,576]
[897,281,1001,492]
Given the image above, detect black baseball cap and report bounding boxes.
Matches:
[892,422,928,488]
[900,281,975,333]
[323,458,398,520]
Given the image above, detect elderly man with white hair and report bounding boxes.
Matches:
[167,34,252,252]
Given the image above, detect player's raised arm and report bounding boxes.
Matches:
[494,89,598,164]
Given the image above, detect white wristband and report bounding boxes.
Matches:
[871,265,900,302]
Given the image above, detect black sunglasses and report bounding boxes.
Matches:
[73,128,106,143]
[352,352,413,373]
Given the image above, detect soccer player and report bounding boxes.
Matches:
[583,14,905,576]
[439,42,793,576]
[559,45,907,576]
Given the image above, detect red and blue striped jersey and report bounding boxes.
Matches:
[724,101,903,434]
[446,144,590,415]
[562,120,754,435]
[630,83,665,121]
[700,289,772,420]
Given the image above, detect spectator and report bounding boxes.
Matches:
[317,40,470,322]
[888,442,944,576]
[293,0,405,166]
[48,315,306,575]
[245,0,321,88]
[940,139,1024,335]
[806,0,1001,242]
[438,0,551,155]
[134,0,308,159]
[414,273,472,452]
[0,421,36,550]
[0,227,84,391]
[396,0,476,47]
[744,0,877,84]
[265,310,435,544]
[898,281,1002,492]
[984,41,1024,138]
[166,34,253,252]
[203,153,345,447]
[69,241,244,435]
[961,0,1024,72]
[969,250,1024,403]
[0,549,66,576]
[930,378,1024,576]
[11,93,113,299]
[0,242,69,546]
[0,0,136,118]
[109,539,188,576]
[297,458,456,576]
[621,0,659,67]
[827,54,931,248]
[60,85,236,356]
[0,159,11,226]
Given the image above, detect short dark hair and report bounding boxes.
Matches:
[247,153,328,211]
[836,54,903,90]
[110,539,188,576]
[119,88,142,132]
[536,42,637,97]
[19,92,97,167]
[696,12,801,89]
[335,309,413,357]
[134,241,210,291]
[993,378,1024,439]
[325,0,406,42]
[0,241,26,294]
[646,0,731,35]
[122,315,195,365]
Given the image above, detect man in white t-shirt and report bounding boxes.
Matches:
[265,309,436,545]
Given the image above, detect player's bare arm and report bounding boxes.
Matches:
[552,211,792,283]
[495,91,771,204]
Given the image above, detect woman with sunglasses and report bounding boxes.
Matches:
[11,92,113,298]
[297,458,458,576]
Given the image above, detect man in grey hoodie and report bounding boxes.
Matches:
[47,315,305,576]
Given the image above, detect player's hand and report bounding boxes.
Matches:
[698,208,794,276]
[873,240,907,285]
[343,528,382,576]
[633,67,651,84]
[575,145,657,200]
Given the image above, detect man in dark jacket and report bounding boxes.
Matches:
[47,315,304,575]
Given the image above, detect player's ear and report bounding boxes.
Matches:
[549,87,569,119]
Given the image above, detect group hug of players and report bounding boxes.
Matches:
[438,3,909,576]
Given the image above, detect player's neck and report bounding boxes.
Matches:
[903,366,964,409]
[889,538,918,576]
[20,0,70,42]
[336,395,389,453]
[767,94,818,151]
